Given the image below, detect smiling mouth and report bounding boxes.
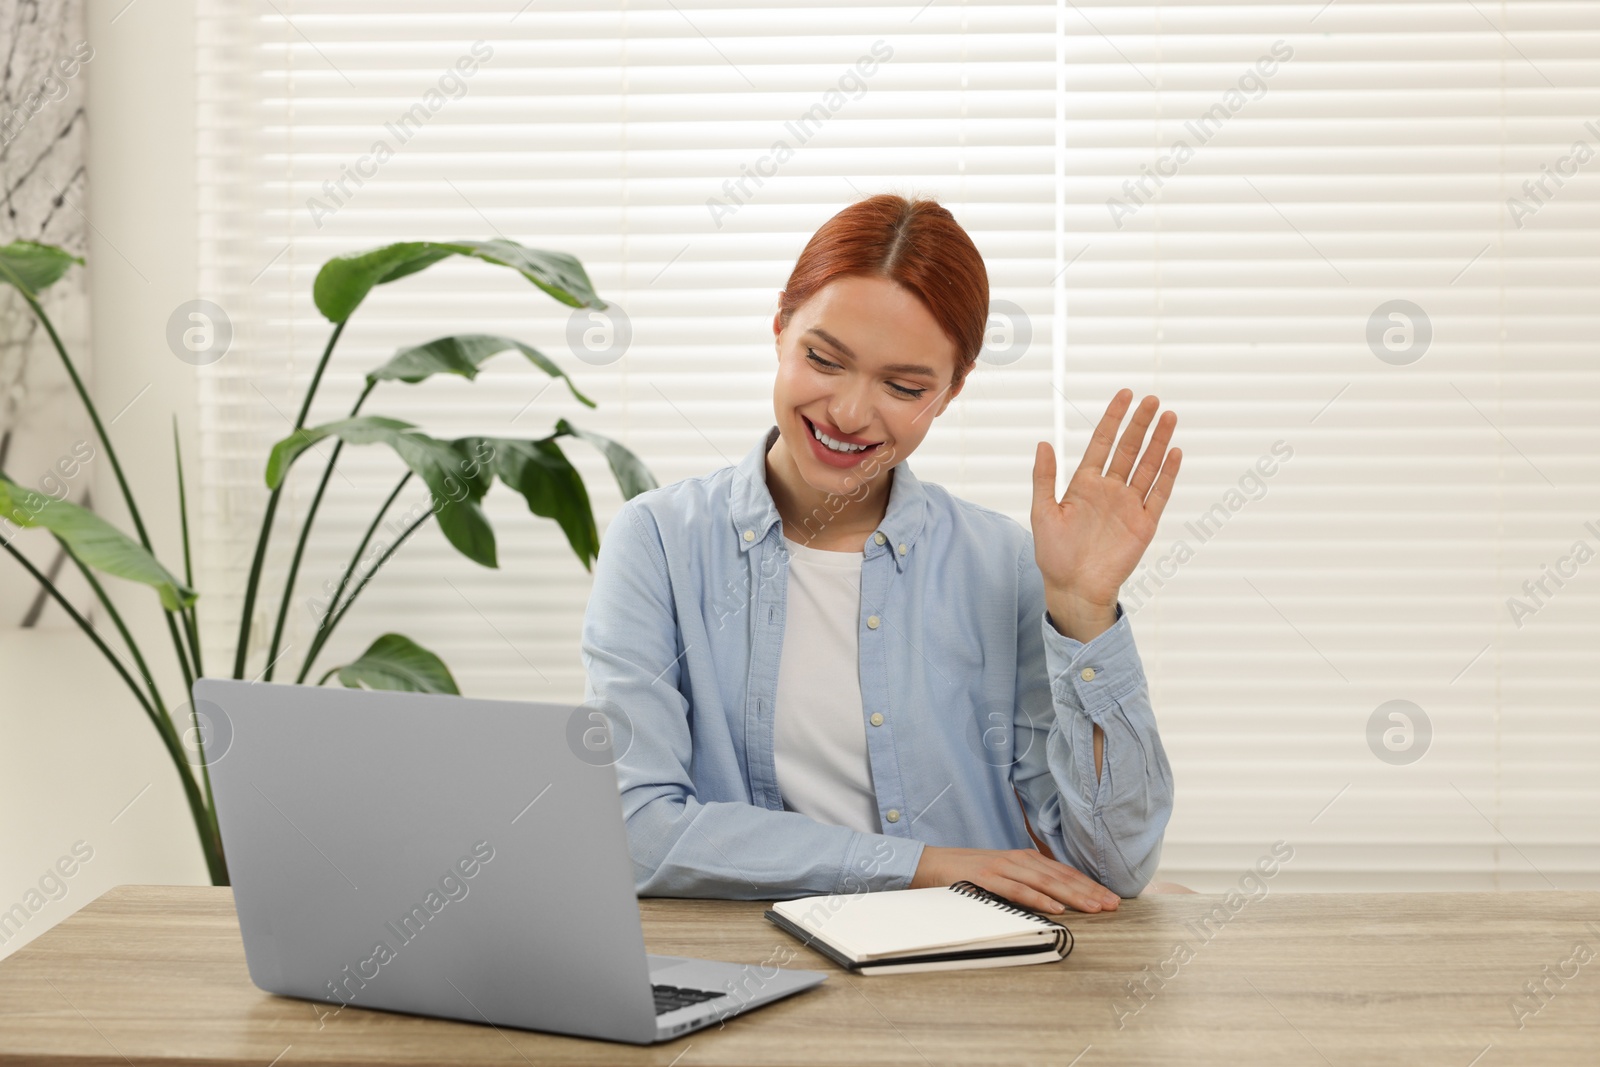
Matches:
[803,416,883,455]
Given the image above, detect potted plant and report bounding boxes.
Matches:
[0,237,655,885]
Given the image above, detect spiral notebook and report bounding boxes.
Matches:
[763,881,1074,976]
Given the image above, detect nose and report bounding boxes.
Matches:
[828,376,876,437]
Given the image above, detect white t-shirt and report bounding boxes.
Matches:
[773,534,880,834]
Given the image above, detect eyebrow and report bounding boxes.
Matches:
[804,327,940,378]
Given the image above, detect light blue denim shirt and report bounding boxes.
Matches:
[580,425,1173,900]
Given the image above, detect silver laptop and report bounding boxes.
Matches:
[192,678,827,1044]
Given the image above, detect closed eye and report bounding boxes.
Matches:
[805,348,927,399]
[805,348,840,372]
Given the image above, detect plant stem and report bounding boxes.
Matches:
[15,290,199,712]
[58,537,172,733]
[177,693,223,880]
[63,546,215,849]
[17,290,152,547]
[297,506,428,684]
[263,380,375,681]
[296,471,411,682]
[2,536,227,883]
[173,418,204,677]
[182,611,203,681]
[184,606,203,679]
[0,287,224,879]
[181,606,217,817]
[233,320,348,678]
[166,610,195,692]
[4,538,154,719]
[323,511,429,642]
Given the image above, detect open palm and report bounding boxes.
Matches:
[1031,389,1183,607]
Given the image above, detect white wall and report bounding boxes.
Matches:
[0,0,206,961]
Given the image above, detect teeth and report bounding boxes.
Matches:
[811,423,871,453]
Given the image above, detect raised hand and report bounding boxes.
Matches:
[1031,389,1182,640]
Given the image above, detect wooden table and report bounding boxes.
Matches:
[1,885,1597,1065]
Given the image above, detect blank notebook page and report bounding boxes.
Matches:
[770,886,1058,960]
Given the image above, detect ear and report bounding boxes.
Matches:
[933,373,966,418]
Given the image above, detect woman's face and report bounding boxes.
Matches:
[771,274,964,499]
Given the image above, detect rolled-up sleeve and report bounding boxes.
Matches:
[581,500,925,900]
[1009,534,1174,897]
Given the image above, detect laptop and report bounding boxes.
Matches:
[192,678,828,1044]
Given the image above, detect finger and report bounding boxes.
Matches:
[986,874,1077,915]
[1076,388,1134,476]
[1105,394,1160,484]
[1033,874,1111,914]
[1129,409,1177,498]
[1143,447,1183,521]
[1019,853,1120,910]
[1031,440,1057,514]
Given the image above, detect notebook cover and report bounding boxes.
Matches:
[854,944,1068,976]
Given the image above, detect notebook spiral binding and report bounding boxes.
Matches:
[947,880,1075,959]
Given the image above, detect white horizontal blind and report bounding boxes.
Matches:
[197,1,1600,892]
[1069,2,1600,890]
[192,9,1058,698]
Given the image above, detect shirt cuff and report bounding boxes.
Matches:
[839,831,925,893]
[1041,600,1146,713]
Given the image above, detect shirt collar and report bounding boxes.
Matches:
[729,424,927,571]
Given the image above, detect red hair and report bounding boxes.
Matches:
[778,193,990,393]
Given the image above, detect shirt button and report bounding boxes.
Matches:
[873,532,886,545]
[743,529,754,542]
[866,615,880,629]
[885,809,900,823]
[897,543,907,555]
[1080,667,1096,681]
[870,712,884,727]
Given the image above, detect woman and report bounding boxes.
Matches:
[581,193,1180,915]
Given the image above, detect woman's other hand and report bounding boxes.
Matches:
[910,845,1121,914]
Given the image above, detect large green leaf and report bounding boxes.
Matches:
[264,416,414,488]
[265,416,497,567]
[0,475,195,611]
[0,240,83,298]
[368,334,595,409]
[313,239,604,323]
[319,633,459,694]
[460,436,599,571]
[554,419,658,501]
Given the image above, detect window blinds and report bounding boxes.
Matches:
[195,1,1600,891]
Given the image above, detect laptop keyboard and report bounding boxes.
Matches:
[652,982,725,1015]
